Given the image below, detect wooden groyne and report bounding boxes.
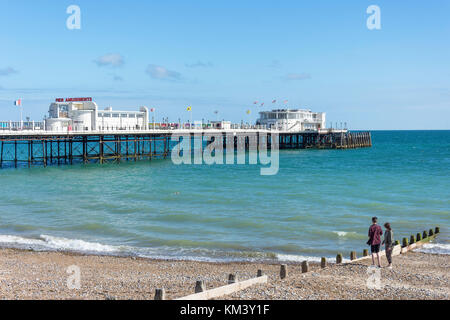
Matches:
[0,130,372,168]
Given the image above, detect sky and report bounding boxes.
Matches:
[0,0,449,130]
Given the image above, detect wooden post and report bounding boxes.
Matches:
[402,238,409,248]
[435,227,440,234]
[350,251,357,261]
[423,230,428,239]
[320,257,327,268]
[410,235,416,244]
[257,269,263,277]
[363,249,369,257]
[416,233,422,241]
[394,240,400,246]
[301,261,309,273]
[429,229,434,236]
[280,264,287,279]
[154,288,165,300]
[228,274,237,284]
[195,280,206,293]
[336,253,343,264]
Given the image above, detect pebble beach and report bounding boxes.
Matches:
[0,247,448,300]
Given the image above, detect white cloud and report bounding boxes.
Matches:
[0,67,18,76]
[283,73,311,81]
[185,61,213,68]
[146,64,182,81]
[94,53,124,67]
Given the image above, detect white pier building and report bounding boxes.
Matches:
[256,109,326,132]
[45,98,149,132]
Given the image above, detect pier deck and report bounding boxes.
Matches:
[0,129,371,168]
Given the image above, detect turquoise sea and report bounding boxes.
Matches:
[0,130,449,262]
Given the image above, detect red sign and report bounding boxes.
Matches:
[56,97,92,102]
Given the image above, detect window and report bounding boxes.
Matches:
[112,114,119,118]
[104,113,111,117]
[121,114,128,118]
[98,113,103,117]
[129,114,136,118]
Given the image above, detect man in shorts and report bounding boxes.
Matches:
[368,216,383,267]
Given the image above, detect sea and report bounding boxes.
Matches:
[0,130,448,262]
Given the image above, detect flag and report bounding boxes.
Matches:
[14,99,22,106]
[272,100,276,104]
[187,106,192,111]
[246,110,251,115]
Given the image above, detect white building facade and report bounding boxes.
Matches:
[45,98,149,132]
[256,109,326,131]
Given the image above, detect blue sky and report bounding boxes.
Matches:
[0,0,449,129]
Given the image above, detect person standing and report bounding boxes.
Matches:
[383,223,394,269]
[368,217,383,267]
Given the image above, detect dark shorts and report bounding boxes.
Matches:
[371,244,380,253]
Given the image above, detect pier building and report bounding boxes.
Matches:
[45,98,149,132]
[257,109,326,131]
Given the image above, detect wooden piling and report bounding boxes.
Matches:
[154,288,165,300]
[402,238,409,248]
[363,249,369,257]
[301,261,309,273]
[228,274,237,284]
[410,235,416,244]
[257,269,263,277]
[350,251,357,261]
[195,280,206,293]
[320,257,327,269]
[336,253,343,264]
[416,233,422,241]
[280,265,287,279]
[435,227,440,234]
[423,230,428,239]
[429,229,434,236]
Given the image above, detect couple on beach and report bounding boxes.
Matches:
[368,217,393,269]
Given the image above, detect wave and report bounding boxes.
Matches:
[416,243,450,255]
[0,233,334,263]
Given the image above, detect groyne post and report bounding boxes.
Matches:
[280,265,288,279]
[228,274,237,284]
[416,233,422,241]
[423,231,428,239]
[435,227,440,234]
[154,288,165,300]
[301,261,309,273]
[195,280,206,293]
[363,249,369,257]
[336,253,343,264]
[320,257,327,268]
[410,235,416,244]
[402,238,409,248]
[257,269,263,277]
[350,251,357,261]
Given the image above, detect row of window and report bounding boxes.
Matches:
[260,113,320,120]
[98,113,144,118]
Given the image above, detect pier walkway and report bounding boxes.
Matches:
[0,128,371,168]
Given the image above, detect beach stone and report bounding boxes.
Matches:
[336,253,343,264]
[280,265,288,279]
[320,257,327,268]
[257,269,263,277]
[195,280,205,293]
[350,251,357,261]
[301,261,309,273]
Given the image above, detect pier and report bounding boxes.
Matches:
[0,128,372,168]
